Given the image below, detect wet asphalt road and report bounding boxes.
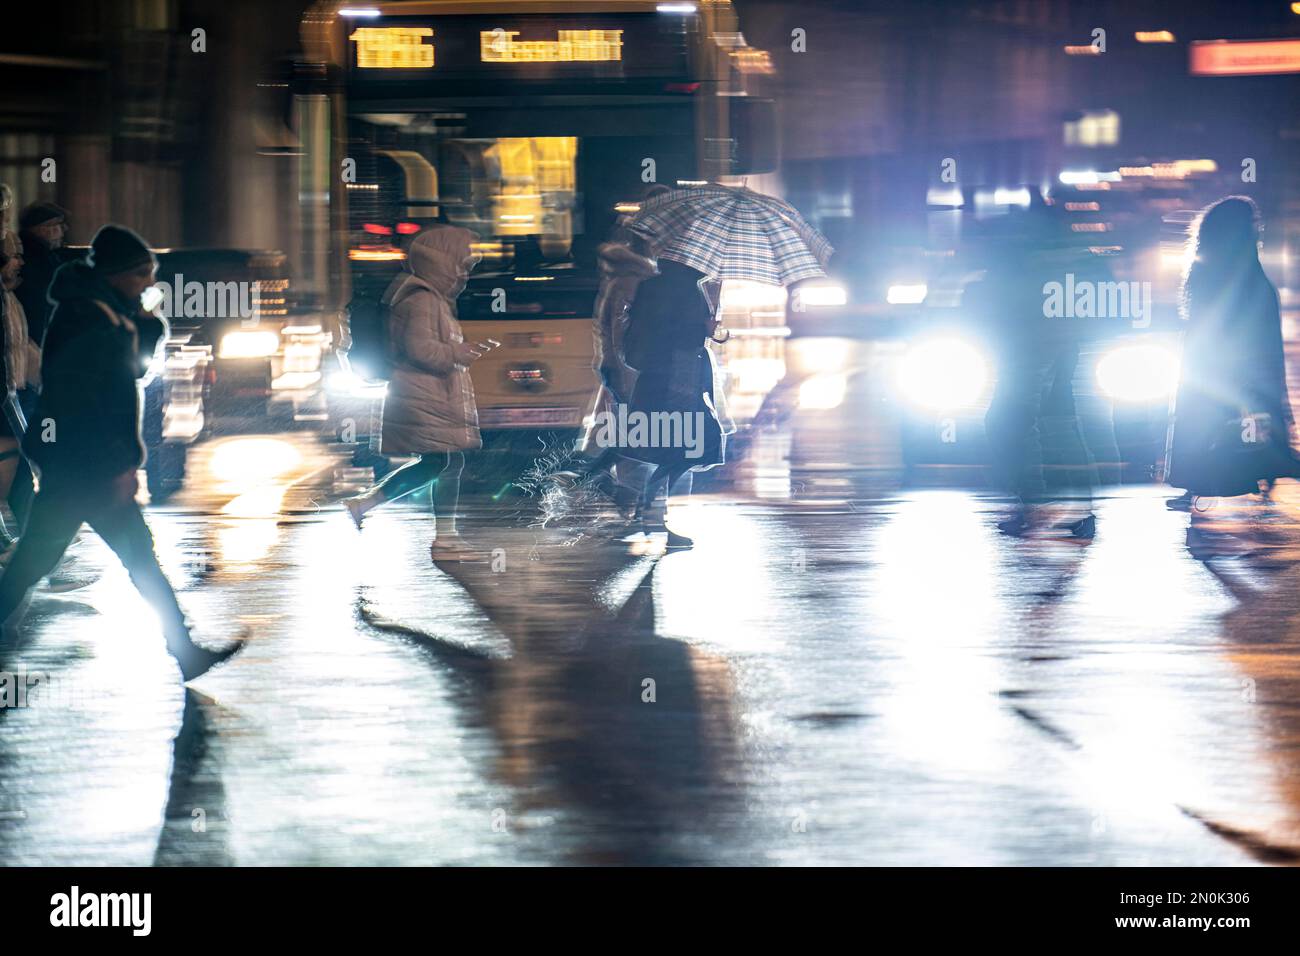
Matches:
[3,430,1300,866]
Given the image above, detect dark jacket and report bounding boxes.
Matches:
[15,230,59,345]
[23,260,167,483]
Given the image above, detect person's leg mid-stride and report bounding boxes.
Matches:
[1,223,243,681]
[0,470,237,681]
[344,450,469,554]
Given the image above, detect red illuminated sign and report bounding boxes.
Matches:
[1190,38,1300,76]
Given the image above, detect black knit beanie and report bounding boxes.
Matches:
[89,224,156,276]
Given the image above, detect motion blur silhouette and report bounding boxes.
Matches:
[1165,196,1298,511]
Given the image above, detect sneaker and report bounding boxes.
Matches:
[173,634,247,683]
[1166,492,1195,512]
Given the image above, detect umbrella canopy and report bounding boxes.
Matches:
[627,184,833,287]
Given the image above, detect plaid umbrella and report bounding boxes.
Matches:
[627,184,832,286]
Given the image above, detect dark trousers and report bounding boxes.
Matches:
[985,344,1095,507]
[0,473,190,645]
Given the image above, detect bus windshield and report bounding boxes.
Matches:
[348,106,693,273]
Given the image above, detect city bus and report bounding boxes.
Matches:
[298,0,785,461]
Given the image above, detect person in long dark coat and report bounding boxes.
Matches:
[1166,196,1297,506]
[618,260,725,548]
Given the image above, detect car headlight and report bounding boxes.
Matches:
[1096,343,1179,403]
[219,329,280,359]
[896,337,988,410]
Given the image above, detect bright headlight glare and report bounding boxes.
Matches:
[328,369,388,398]
[897,338,988,410]
[798,372,848,410]
[719,280,787,311]
[796,283,848,308]
[887,283,928,305]
[219,329,280,359]
[209,437,301,483]
[1096,343,1180,403]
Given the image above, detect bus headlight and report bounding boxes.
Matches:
[1096,343,1180,403]
[897,337,988,410]
[219,329,280,359]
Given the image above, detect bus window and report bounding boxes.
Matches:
[351,114,579,263]
[447,136,577,258]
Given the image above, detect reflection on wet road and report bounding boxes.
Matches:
[4,433,1300,864]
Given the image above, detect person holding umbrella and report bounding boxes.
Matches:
[616,258,726,548]
[613,183,832,548]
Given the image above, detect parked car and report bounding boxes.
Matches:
[152,248,331,425]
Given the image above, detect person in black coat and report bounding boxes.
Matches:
[619,260,725,548]
[1166,196,1297,506]
[15,201,68,346]
[0,225,242,681]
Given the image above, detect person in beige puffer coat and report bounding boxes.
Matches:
[343,226,485,558]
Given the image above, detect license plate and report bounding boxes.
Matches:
[478,406,580,428]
